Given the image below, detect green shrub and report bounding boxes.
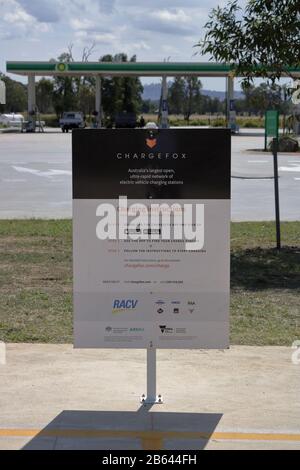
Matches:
[40,114,59,127]
[240,119,262,128]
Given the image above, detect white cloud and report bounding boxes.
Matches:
[136,41,150,51]
[130,6,198,37]
[162,45,180,54]
[75,30,117,45]
[4,8,33,24]
[0,0,51,39]
[16,0,60,23]
[91,33,117,44]
[97,0,115,14]
[70,18,96,31]
[75,30,117,47]
[152,9,190,24]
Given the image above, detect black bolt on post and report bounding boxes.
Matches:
[272,137,281,250]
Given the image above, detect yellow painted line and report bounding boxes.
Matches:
[141,437,163,450]
[212,432,300,442]
[0,429,300,442]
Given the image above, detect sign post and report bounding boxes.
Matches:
[272,137,281,250]
[72,129,231,402]
[141,344,162,404]
[265,110,279,150]
[265,110,281,250]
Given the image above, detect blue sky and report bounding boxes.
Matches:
[0,0,258,91]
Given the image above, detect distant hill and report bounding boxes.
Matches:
[142,82,244,101]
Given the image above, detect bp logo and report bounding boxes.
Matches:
[56,62,68,72]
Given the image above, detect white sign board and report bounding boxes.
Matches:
[73,129,231,349]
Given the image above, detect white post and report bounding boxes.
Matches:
[95,75,102,128]
[140,344,163,404]
[147,347,156,401]
[0,79,6,105]
[161,76,169,129]
[28,74,36,131]
[28,75,36,113]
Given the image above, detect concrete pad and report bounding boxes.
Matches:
[0,344,299,450]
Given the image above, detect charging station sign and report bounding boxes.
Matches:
[73,129,231,349]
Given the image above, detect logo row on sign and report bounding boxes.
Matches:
[104,326,190,335]
[112,299,196,314]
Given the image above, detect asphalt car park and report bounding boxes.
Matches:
[0,128,299,221]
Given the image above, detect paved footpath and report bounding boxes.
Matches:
[0,344,299,450]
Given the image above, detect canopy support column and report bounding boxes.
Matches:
[95,75,102,128]
[28,74,36,131]
[161,76,169,129]
[226,75,237,132]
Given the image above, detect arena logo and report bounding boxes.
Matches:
[95,196,205,251]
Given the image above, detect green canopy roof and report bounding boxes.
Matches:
[6,61,300,77]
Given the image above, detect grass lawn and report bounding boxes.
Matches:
[0,220,299,345]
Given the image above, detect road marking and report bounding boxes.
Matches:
[12,166,71,178]
[142,437,163,450]
[0,428,300,443]
[279,165,300,172]
[2,178,26,183]
[248,160,268,163]
[294,178,300,180]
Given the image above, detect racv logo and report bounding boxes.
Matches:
[112,299,138,314]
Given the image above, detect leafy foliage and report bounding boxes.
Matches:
[0,73,26,112]
[100,53,143,121]
[36,78,54,114]
[197,0,300,85]
[169,77,202,121]
[242,82,291,115]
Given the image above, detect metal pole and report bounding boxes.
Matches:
[272,137,281,250]
[264,112,268,151]
[140,344,163,404]
[147,347,156,401]
[264,131,267,151]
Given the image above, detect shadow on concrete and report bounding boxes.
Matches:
[22,407,222,450]
[237,131,265,137]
